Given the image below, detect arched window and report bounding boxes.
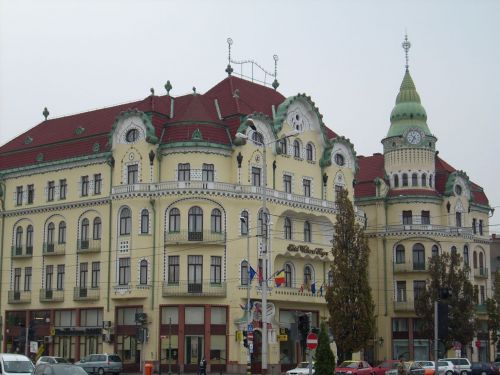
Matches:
[240,211,249,235]
[304,221,311,243]
[258,209,269,238]
[304,265,313,287]
[293,140,301,158]
[395,245,405,263]
[394,174,399,188]
[93,218,101,240]
[284,217,292,240]
[58,222,66,244]
[169,208,180,233]
[15,226,23,250]
[279,138,288,155]
[81,218,89,241]
[451,246,457,259]
[421,173,427,187]
[306,143,314,161]
[463,245,469,266]
[412,173,418,187]
[252,131,264,145]
[140,260,148,285]
[473,251,478,269]
[479,252,484,270]
[211,209,222,233]
[241,260,249,286]
[26,225,33,254]
[284,263,293,287]
[47,222,55,245]
[432,245,439,258]
[412,243,425,270]
[141,209,149,234]
[120,207,132,235]
[429,174,433,188]
[402,173,408,187]
[188,206,203,240]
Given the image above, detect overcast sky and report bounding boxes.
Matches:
[1,0,499,232]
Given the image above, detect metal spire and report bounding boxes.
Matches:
[272,54,279,90]
[225,38,234,76]
[402,33,411,70]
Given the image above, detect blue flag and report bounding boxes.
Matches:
[249,266,257,282]
[311,282,316,294]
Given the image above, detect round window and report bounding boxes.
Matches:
[126,129,139,143]
[334,153,345,166]
[455,184,462,195]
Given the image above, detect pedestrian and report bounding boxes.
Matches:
[397,358,407,375]
[200,356,207,375]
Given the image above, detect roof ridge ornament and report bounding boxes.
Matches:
[164,80,172,96]
[402,33,411,71]
[226,38,234,76]
[43,107,49,121]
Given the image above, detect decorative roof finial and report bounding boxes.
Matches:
[402,33,411,71]
[225,38,234,76]
[150,88,155,96]
[43,107,49,120]
[192,86,197,95]
[272,54,280,90]
[164,80,172,96]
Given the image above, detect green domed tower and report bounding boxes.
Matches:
[382,35,437,190]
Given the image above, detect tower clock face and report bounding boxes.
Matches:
[406,130,422,145]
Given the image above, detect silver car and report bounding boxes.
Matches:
[75,354,122,375]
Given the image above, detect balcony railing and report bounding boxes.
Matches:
[473,267,489,279]
[272,284,326,299]
[112,284,150,299]
[368,224,474,236]
[43,242,66,255]
[11,245,33,258]
[8,290,31,304]
[39,288,64,302]
[165,230,225,244]
[73,287,100,301]
[393,261,428,273]
[393,299,415,312]
[162,281,227,297]
[77,239,102,253]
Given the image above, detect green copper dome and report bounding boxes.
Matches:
[387,69,431,138]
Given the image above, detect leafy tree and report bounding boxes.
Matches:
[486,270,500,356]
[315,321,336,375]
[414,250,476,351]
[325,189,375,362]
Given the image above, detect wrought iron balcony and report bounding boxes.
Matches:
[473,267,489,279]
[77,239,102,253]
[73,287,100,301]
[8,290,31,304]
[39,288,64,302]
[43,242,66,255]
[272,283,327,300]
[393,261,428,273]
[162,281,227,297]
[11,245,33,258]
[165,230,225,244]
[393,299,415,312]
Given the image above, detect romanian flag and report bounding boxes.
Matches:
[249,266,257,283]
[274,270,286,287]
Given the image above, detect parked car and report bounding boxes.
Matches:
[335,361,374,375]
[286,362,315,375]
[0,353,35,374]
[74,354,122,375]
[437,360,458,375]
[34,364,87,375]
[441,358,472,375]
[36,356,70,366]
[470,362,497,375]
[386,361,425,375]
[373,360,401,375]
[415,360,436,375]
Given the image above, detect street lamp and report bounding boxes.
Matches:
[236,119,299,374]
[240,216,252,375]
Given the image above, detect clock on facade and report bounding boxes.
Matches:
[406,130,422,145]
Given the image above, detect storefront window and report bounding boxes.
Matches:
[185,307,204,324]
[393,339,409,360]
[413,339,430,361]
[79,335,102,358]
[80,308,103,327]
[210,335,226,364]
[116,335,139,365]
[211,307,226,324]
[161,306,179,324]
[161,335,178,365]
[185,336,203,365]
[279,310,297,365]
[54,336,76,362]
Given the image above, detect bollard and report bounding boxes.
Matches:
[144,363,153,375]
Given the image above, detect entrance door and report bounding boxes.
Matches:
[251,330,262,374]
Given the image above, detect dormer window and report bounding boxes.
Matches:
[126,128,139,143]
[334,153,345,167]
[455,184,462,195]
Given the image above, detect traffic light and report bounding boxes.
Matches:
[243,331,248,348]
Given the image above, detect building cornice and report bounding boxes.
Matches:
[2,197,110,217]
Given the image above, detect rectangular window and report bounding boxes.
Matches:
[24,267,32,291]
[27,184,34,204]
[16,186,23,205]
[413,280,426,302]
[59,179,67,199]
[335,184,344,201]
[283,174,292,193]
[396,281,406,302]
[480,285,485,304]
[127,164,138,184]
[402,210,413,225]
[168,256,180,284]
[46,265,53,290]
[252,167,261,187]
[456,212,462,227]
[119,258,131,285]
[392,318,408,332]
[303,179,311,197]
[178,163,191,181]
[202,164,214,182]
[472,218,477,234]
[14,268,21,291]
[188,255,203,293]
[421,211,430,225]
[81,176,89,196]
[210,256,222,284]
[94,173,102,195]
[479,220,483,235]
[48,181,55,201]
[91,262,100,288]
[395,247,405,263]
[57,265,65,290]
[79,263,88,288]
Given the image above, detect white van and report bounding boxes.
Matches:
[0,354,34,375]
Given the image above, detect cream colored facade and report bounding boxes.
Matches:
[0,89,361,373]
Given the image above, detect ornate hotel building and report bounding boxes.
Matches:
[355,39,494,362]
[0,67,361,372]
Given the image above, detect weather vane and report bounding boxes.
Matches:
[402,33,411,70]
